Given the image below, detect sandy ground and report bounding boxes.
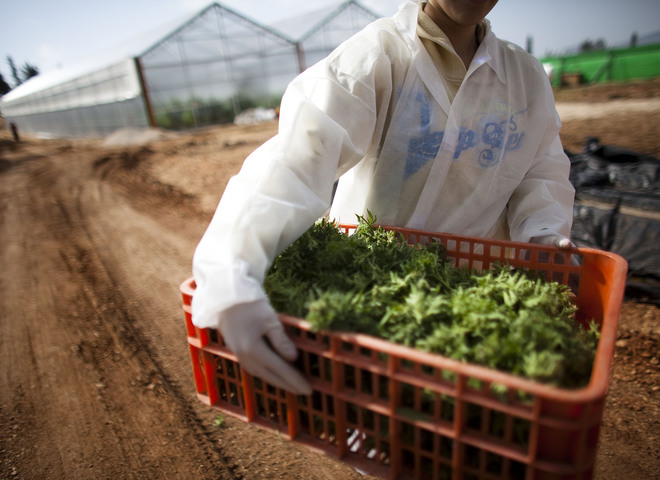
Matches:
[1,79,659,479]
[556,98,660,122]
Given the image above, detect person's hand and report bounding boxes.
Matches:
[218,300,312,395]
[530,234,575,249]
[530,234,580,269]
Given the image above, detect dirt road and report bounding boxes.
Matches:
[0,138,226,478]
[1,80,659,479]
[0,128,368,480]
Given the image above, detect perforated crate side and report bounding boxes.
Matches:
[180,227,627,480]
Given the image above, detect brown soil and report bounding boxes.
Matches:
[1,79,659,480]
[555,77,660,158]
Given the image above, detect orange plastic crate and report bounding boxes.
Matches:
[180,226,627,480]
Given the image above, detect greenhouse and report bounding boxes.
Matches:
[541,42,660,88]
[0,1,379,138]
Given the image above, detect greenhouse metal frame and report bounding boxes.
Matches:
[1,0,379,138]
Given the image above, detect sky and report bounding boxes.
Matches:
[1,0,660,87]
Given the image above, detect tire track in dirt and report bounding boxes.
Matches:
[0,144,238,479]
[1,155,114,478]
[56,199,241,480]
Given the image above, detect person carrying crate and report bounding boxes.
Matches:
[191,0,575,395]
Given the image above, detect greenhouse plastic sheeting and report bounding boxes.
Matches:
[1,58,149,138]
[568,138,660,299]
[1,1,380,137]
[541,42,660,87]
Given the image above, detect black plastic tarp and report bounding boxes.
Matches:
[567,138,660,301]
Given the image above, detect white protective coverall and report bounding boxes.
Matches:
[192,0,575,330]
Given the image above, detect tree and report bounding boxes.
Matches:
[20,62,39,82]
[7,56,20,86]
[5,55,39,87]
[579,39,607,52]
[0,73,11,96]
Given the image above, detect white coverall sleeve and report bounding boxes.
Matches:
[506,87,575,243]
[191,46,386,329]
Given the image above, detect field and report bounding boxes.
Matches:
[1,79,659,479]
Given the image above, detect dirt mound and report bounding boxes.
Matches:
[102,127,178,147]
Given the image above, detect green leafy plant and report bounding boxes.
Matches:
[264,214,599,388]
[214,414,226,428]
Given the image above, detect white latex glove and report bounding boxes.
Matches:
[530,234,575,249]
[218,299,312,395]
[530,234,580,270]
